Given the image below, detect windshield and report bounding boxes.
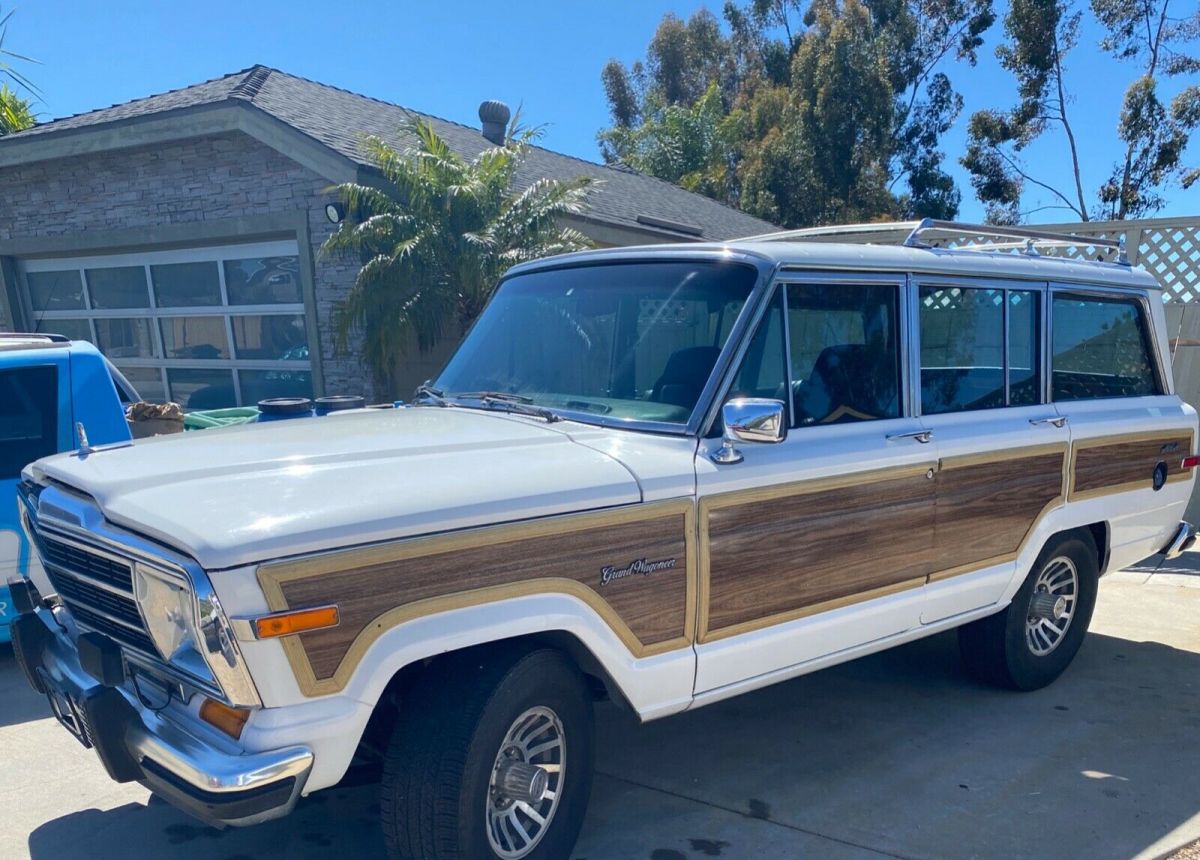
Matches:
[435,261,759,425]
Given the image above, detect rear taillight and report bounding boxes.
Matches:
[1182,455,1200,470]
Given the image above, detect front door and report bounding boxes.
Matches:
[912,278,1071,623]
[693,273,938,696]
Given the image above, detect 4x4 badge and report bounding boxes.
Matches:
[600,557,677,586]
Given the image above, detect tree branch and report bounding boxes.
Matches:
[995,146,1085,218]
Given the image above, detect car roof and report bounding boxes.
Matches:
[507,240,1163,292]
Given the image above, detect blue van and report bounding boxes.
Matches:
[1,335,136,642]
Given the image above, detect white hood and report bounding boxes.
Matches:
[28,408,642,570]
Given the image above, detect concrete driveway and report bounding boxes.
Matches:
[3,563,1199,860]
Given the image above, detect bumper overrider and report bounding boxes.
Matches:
[9,591,313,826]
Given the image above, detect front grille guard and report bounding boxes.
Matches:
[17,480,262,709]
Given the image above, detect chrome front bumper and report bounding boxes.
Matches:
[1164,521,1197,560]
[10,604,313,827]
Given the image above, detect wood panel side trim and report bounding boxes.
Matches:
[258,499,697,698]
[1067,430,1195,502]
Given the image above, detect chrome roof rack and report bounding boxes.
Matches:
[738,218,1129,265]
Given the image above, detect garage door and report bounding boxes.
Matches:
[18,240,314,409]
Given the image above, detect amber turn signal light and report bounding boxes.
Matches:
[200,698,251,740]
[253,605,340,639]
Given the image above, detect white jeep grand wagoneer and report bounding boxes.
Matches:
[10,220,1197,859]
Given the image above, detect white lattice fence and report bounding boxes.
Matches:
[930,217,1200,303]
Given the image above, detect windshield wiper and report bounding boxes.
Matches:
[448,391,559,422]
[451,390,534,404]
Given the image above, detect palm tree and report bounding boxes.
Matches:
[0,7,37,135]
[0,83,33,134]
[321,118,594,395]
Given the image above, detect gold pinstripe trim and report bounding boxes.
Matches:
[258,499,697,697]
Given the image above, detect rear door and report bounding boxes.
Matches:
[912,277,1071,623]
[694,273,938,696]
[1048,286,1196,570]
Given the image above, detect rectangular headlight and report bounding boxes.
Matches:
[133,562,197,662]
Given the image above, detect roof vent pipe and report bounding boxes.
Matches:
[479,100,511,145]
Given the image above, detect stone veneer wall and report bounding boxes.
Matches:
[0,130,373,398]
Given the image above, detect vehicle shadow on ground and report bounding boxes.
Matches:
[23,631,1200,860]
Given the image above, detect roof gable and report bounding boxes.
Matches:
[1,65,777,242]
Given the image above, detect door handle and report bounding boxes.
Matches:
[1029,416,1068,428]
[887,430,933,444]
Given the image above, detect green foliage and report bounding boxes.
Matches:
[321,119,594,395]
[597,0,994,228]
[964,0,1199,222]
[0,82,33,134]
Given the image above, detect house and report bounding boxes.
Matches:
[0,65,775,405]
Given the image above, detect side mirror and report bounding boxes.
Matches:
[712,398,787,464]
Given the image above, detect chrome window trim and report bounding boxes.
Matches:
[909,274,1051,415]
[17,482,261,708]
[702,269,909,435]
[1047,283,1168,401]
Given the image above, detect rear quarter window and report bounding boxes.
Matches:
[1052,294,1160,400]
[0,365,59,479]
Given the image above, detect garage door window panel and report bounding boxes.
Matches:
[151,262,222,307]
[160,316,231,360]
[20,242,313,408]
[95,318,158,359]
[224,257,303,305]
[27,271,84,312]
[86,266,151,309]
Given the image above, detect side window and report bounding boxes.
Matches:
[0,365,60,479]
[919,286,1041,414]
[728,289,787,402]
[1052,294,1160,400]
[788,282,901,426]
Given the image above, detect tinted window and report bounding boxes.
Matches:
[0,366,59,479]
[789,282,901,425]
[437,262,758,425]
[920,287,1043,413]
[729,290,787,402]
[1009,290,1041,405]
[1052,295,1159,400]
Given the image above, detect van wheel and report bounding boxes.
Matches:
[958,531,1099,691]
[380,647,594,860]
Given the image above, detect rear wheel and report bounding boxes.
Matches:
[958,530,1099,690]
[380,646,594,860]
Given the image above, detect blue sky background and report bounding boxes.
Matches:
[6,0,1197,224]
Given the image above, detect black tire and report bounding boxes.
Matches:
[380,646,595,860]
[958,530,1100,691]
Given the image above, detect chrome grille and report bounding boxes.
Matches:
[40,536,133,591]
[36,532,159,659]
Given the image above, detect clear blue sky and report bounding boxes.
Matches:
[6,0,1198,224]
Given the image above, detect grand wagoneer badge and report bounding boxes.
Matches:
[599,556,677,586]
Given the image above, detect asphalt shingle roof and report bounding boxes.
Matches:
[6,65,778,241]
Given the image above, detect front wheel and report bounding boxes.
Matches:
[958,530,1099,690]
[381,647,595,860]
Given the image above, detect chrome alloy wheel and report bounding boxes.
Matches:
[1025,556,1079,656]
[486,706,566,859]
